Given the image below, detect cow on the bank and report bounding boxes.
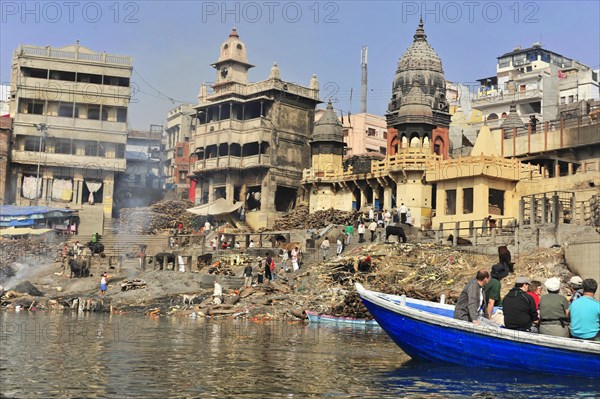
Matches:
[197,253,213,270]
[150,252,177,270]
[69,258,90,278]
[385,225,407,243]
[447,234,473,246]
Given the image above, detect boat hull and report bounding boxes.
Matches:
[357,284,600,378]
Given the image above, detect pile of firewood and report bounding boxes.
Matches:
[270,204,359,231]
[119,200,201,234]
[121,279,147,291]
[0,239,60,270]
[207,261,236,276]
[329,291,372,319]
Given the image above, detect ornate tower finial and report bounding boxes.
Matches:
[269,62,281,80]
[414,17,427,41]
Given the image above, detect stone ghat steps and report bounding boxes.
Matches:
[100,235,169,256]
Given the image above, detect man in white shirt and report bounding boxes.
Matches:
[384,210,392,228]
[368,208,375,221]
[399,203,407,224]
[204,220,212,231]
[357,222,366,243]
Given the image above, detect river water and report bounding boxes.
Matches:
[1,312,598,398]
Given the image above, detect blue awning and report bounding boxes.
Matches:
[0,205,77,226]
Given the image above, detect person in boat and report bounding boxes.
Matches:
[568,276,584,303]
[484,263,509,319]
[526,280,543,311]
[454,270,490,325]
[502,277,539,333]
[539,277,570,338]
[569,278,600,341]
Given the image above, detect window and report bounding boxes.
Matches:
[560,97,566,104]
[367,128,376,136]
[178,171,187,182]
[85,142,98,156]
[526,66,533,72]
[88,107,101,120]
[383,131,388,139]
[58,103,74,118]
[445,189,457,215]
[463,188,473,214]
[569,95,574,103]
[379,146,387,155]
[24,138,41,152]
[176,147,184,157]
[116,108,127,123]
[489,189,505,215]
[343,129,349,137]
[54,140,71,154]
[26,100,44,115]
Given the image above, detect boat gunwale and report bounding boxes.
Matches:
[356,283,600,355]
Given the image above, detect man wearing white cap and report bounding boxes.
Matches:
[569,276,584,303]
[539,277,570,337]
[503,276,539,332]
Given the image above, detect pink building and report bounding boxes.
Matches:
[314,110,387,156]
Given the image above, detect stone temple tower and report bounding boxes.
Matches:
[310,101,345,175]
[387,17,451,158]
[305,101,346,211]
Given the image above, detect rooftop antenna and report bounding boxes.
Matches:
[360,46,368,114]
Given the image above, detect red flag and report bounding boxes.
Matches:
[558,70,566,79]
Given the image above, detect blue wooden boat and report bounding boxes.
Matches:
[356,283,600,378]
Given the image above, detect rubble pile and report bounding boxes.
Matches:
[330,291,372,319]
[271,204,358,230]
[0,239,60,272]
[305,243,571,319]
[119,200,201,234]
[343,154,383,174]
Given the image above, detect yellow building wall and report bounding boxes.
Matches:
[433,176,518,228]
[311,154,343,174]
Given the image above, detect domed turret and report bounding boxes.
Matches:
[388,17,448,116]
[211,27,254,85]
[309,74,319,91]
[269,62,281,80]
[215,27,251,65]
[312,101,344,144]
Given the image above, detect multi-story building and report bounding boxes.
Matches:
[189,28,320,229]
[165,104,194,199]
[469,43,599,130]
[8,43,132,217]
[122,128,164,189]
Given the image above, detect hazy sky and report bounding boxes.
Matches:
[1,1,598,129]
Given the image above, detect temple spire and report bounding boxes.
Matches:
[414,16,427,41]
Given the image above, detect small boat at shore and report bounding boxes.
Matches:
[305,310,379,326]
[306,295,455,327]
[356,283,600,378]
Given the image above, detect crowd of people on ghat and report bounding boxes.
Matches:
[454,254,600,341]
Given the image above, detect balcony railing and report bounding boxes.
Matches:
[12,150,127,171]
[18,45,132,66]
[193,154,268,172]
